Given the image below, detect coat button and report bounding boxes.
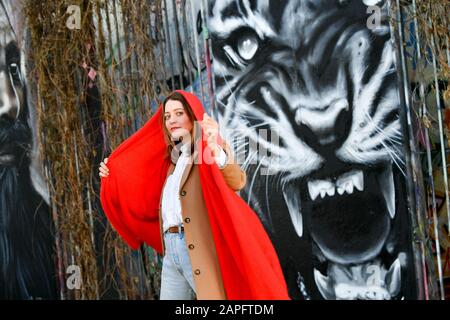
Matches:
[194,269,200,275]
[188,244,195,250]
[184,217,190,223]
[180,190,186,196]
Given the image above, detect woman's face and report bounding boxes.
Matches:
[164,99,193,141]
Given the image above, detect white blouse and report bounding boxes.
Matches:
[161,142,227,232]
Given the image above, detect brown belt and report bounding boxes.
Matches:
[166,226,184,233]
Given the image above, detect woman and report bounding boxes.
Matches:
[100,90,289,300]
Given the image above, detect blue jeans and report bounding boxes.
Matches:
[160,231,196,300]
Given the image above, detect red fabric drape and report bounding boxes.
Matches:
[100,90,289,299]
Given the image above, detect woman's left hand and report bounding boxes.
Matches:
[200,113,222,157]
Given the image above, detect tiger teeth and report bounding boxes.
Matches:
[378,164,395,219]
[336,170,364,193]
[307,170,364,201]
[282,183,303,238]
[308,179,334,201]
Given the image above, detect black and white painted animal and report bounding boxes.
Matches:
[0,8,56,299]
[209,0,416,299]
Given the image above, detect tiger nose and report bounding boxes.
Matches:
[295,98,350,146]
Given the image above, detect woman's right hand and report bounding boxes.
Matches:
[99,158,110,178]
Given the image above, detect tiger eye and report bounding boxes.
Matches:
[238,34,259,60]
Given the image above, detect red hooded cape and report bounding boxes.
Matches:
[100,90,289,299]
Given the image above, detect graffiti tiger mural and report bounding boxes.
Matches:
[209,0,417,299]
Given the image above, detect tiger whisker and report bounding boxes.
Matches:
[364,111,405,165]
[363,118,403,148]
[382,144,405,176]
[246,121,272,130]
[242,149,259,172]
[247,155,267,206]
[362,120,405,172]
[216,94,262,121]
[264,168,275,233]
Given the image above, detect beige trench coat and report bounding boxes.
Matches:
[158,141,247,300]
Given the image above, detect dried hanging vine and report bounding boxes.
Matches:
[25,0,168,299]
[25,0,100,299]
[94,0,167,299]
[397,0,450,127]
[409,0,449,102]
